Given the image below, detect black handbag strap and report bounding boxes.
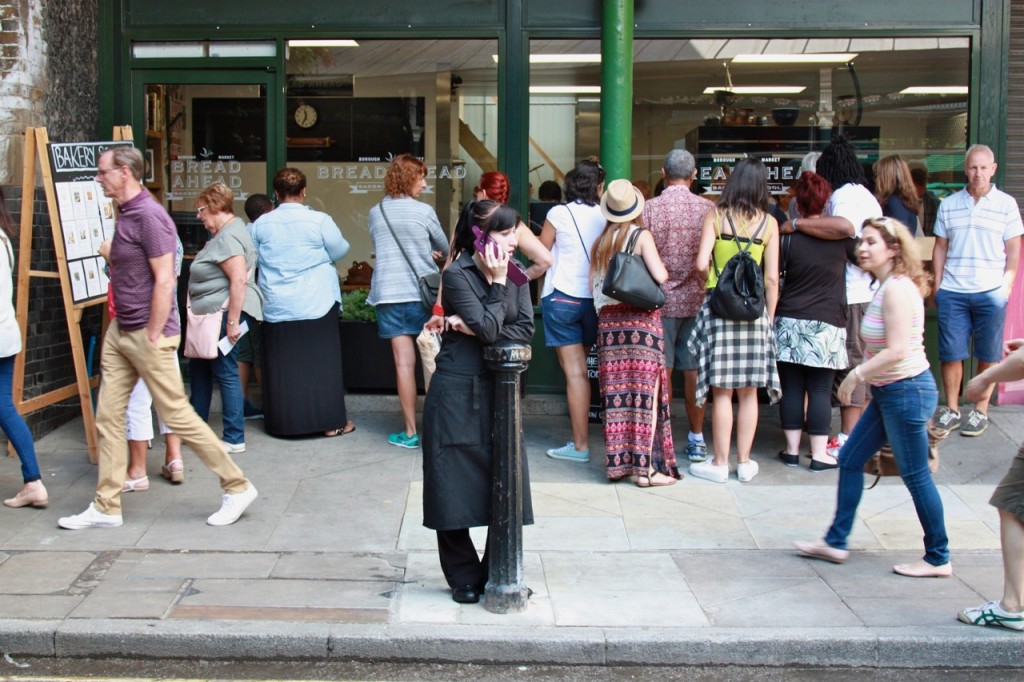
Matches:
[624,226,644,254]
[780,232,792,281]
[378,200,436,281]
[713,212,767,279]
[566,203,591,263]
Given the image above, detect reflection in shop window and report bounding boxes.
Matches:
[284,39,497,271]
[528,37,969,200]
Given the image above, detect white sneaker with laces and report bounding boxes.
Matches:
[207,485,258,526]
[58,502,123,530]
[222,441,246,454]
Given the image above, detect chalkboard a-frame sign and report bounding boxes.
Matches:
[45,140,134,303]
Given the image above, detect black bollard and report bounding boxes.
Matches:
[482,340,531,613]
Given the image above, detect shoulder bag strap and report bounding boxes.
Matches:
[625,226,644,254]
[566,203,590,263]
[378,201,433,280]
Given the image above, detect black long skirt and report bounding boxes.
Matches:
[261,302,348,436]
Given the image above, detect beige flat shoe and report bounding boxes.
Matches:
[893,560,952,578]
[794,539,849,564]
[4,482,48,509]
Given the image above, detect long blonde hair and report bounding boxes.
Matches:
[874,155,921,213]
[590,217,644,280]
[863,217,930,297]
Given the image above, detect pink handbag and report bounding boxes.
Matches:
[183,294,226,359]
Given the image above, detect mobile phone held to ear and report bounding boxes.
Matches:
[471,225,529,286]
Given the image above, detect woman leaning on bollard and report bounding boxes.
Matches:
[420,200,534,605]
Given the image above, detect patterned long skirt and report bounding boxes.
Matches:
[597,304,679,482]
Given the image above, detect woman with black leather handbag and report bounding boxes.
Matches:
[590,179,678,488]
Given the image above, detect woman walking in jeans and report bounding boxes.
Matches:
[0,187,47,509]
[796,217,951,578]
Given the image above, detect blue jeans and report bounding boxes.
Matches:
[0,355,40,482]
[825,370,949,566]
[189,312,249,445]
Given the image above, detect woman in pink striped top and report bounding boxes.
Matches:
[796,217,950,578]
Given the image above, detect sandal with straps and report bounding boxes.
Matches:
[161,459,185,484]
[633,470,677,488]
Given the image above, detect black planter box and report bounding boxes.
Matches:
[339,320,425,394]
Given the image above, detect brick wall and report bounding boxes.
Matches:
[0,0,101,442]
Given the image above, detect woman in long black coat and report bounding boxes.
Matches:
[421,200,534,605]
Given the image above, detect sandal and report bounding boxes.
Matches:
[122,476,150,492]
[160,459,185,484]
[324,421,356,438]
[633,470,677,488]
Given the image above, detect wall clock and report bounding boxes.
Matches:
[294,102,318,129]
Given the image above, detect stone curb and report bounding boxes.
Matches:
[3,620,1021,668]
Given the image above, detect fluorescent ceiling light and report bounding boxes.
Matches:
[732,53,858,64]
[900,86,968,95]
[530,85,601,94]
[703,86,806,95]
[287,39,359,48]
[494,53,602,64]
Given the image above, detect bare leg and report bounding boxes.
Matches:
[391,335,419,437]
[127,440,148,481]
[555,343,591,451]
[682,369,705,436]
[840,405,863,436]
[941,360,963,413]
[734,387,758,464]
[164,434,182,466]
[999,508,1024,613]
[973,360,999,414]
[783,429,802,455]
[710,387,733,466]
[809,434,829,460]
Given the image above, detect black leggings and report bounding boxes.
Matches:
[777,362,836,436]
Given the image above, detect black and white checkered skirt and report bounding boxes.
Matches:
[687,292,781,407]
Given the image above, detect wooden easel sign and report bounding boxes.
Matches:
[12,127,134,462]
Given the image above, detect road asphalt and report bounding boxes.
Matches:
[0,394,1021,670]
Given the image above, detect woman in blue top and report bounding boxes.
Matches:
[251,168,351,438]
[874,155,921,235]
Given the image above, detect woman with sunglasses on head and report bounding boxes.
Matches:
[421,200,534,604]
[796,217,950,578]
[539,159,607,465]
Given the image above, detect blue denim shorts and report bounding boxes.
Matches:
[936,287,1008,362]
[541,290,598,347]
[376,301,430,339]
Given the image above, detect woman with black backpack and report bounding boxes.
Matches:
[687,158,780,483]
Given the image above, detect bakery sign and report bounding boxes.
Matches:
[697,155,799,194]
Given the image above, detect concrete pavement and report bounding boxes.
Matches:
[0,396,1022,669]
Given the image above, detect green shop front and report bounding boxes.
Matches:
[101,1,1010,395]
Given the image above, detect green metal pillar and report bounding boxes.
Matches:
[600,0,634,182]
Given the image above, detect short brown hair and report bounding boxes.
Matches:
[384,154,426,197]
[273,167,307,199]
[195,182,234,214]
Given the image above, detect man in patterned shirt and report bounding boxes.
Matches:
[642,149,715,462]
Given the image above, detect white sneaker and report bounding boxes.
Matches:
[58,502,123,530]
[737,460,759,482]
[689,460,729,483]
[222,441,246,454]
[206,485,258,526]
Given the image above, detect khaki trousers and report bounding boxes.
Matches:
[94,321,249,515]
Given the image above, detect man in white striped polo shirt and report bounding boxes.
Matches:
[932,144,1023,437]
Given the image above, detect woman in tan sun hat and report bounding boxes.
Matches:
[590,178,679,487]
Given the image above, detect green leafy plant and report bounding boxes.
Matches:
[340,288,377,323]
